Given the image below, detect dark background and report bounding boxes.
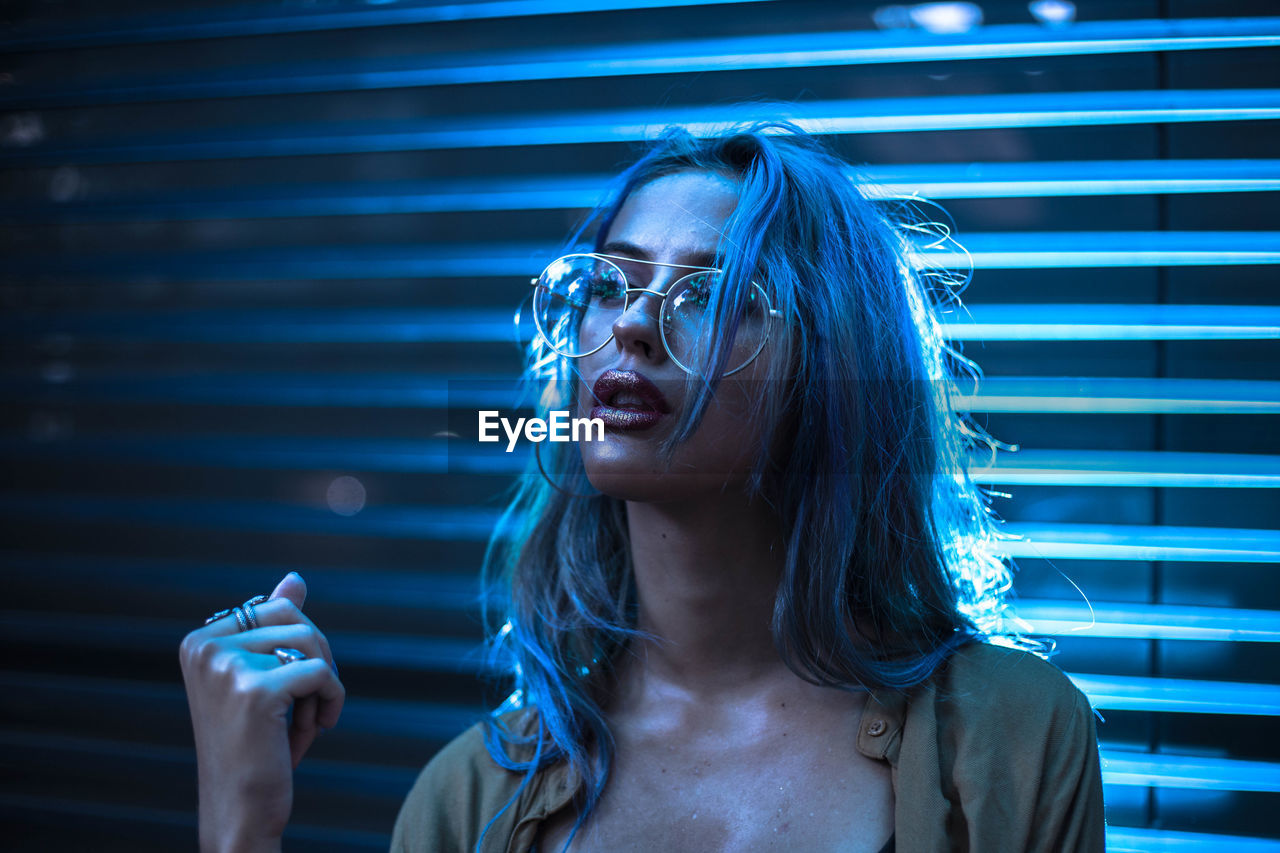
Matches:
[2,1,1278,850]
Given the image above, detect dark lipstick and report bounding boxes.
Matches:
[590,369,671,431]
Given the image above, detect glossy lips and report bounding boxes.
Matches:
[590,369,671,431]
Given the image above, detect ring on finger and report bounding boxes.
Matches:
[204,608,234,626]
[242,594,269,631]
[204,593,269,630]
[274,647,308,665]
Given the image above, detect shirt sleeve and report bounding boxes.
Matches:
[938,645,1106,853]
[1029,684,1106,853]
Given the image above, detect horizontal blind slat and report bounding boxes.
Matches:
[7,440,1279,486]
[7,18,1279,108]
[6,90,1278,166]
[6,160,1278,224]
[3,304,1276,342]
[2,0,772,52]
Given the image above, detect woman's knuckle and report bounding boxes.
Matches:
[178,632,198,663]
[231,669,262,698]
[181,633,213,668]
[206,646,238,677]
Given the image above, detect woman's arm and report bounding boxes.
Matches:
[1028,686,1106,852]
[941,645,1106,853]
[178,573,345,853]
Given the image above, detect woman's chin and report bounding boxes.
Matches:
[580,457,674,502]
[581,454,750,503]
[586,475,728,504]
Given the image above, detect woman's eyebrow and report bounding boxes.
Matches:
[599,240,719,269]
[599,239,648,260]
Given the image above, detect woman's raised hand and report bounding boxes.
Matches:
[179,572,345,853]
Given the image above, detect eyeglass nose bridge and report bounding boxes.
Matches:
[625,285,671,299]
[619,284,675,313]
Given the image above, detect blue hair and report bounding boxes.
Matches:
[479,122,1028,850]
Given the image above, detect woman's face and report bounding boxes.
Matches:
[574,170,778,503]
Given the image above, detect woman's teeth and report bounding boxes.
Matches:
[611,393,648,409]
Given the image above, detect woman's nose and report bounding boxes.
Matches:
[611,285,668,364]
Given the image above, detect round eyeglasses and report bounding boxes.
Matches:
[529,253,781,377]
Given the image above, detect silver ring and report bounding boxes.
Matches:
[204,593,269,629]
[204,608,233,626]
[274,648,308,665]
[242,595,269,630]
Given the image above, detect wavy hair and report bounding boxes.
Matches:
[478,122,1026,850]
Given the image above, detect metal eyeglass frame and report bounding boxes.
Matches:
[528,252,782,377]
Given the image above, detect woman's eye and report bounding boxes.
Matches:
[590,276,624,301]
[685,279,713,307]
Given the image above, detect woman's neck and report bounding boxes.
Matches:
[621,492,788,696]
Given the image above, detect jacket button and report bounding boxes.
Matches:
[867,719,887,737]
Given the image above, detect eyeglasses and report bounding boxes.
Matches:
[528,252,781,377]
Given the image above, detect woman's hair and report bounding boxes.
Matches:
[478,121,1024,848]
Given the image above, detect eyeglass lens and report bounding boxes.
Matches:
[533,255,768,375]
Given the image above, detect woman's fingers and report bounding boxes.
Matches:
[179,573,345,848]
[257,657,345,767]
[269,571,307,610]
[201,596,316,637]
[195,586,335,671]
[234,623,332,665]
[289,695,320,769]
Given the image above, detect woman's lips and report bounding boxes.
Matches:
[592,406,664,430]
[590,369,671,431]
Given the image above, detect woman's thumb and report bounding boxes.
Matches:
[269,571,307,609]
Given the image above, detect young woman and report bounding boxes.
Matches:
[181,124,1105,852]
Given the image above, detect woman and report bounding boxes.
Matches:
[181,123,1105,852]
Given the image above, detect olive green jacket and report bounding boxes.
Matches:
[391,643,1106,852]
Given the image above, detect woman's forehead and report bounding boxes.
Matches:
[606,171,740,266]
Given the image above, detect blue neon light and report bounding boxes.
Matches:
[7,162,1276,225]
[942,304,1280,340]
[0,494,504,541]
[1017,600,1280,642]
[973,449,1280,488]
[929,231,1280,269]
[1,0,776,52]
[3,304,1276,344]
[4,233,1277,282]
[1002,522,1280,562]
[5,18,1277,107]
[7,439,1278,489]
[1101,751,1280,792]
[962,377,1280,414]
[3,374,1276,415]
[1107,827,1280,853]
[864,159,1280,198]
[1070,673,1280,715]
[5,90,1278,166]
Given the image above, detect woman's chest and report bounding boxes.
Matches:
[536,720,894,853]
